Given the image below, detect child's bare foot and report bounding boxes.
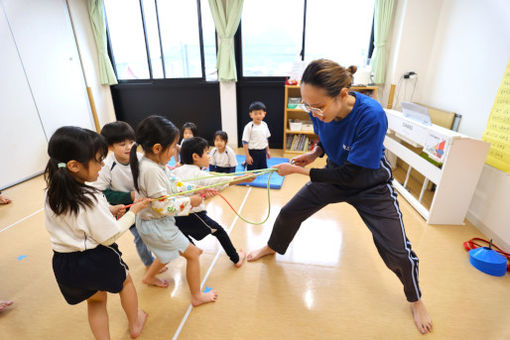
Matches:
[129,308,148,339]
[142,277,169,288]
[191,290,218,307]
[0,300,14,311]
[145,265,168,274]
[235,249,246,268]
[247,245,276,262]
[411,299,432,334]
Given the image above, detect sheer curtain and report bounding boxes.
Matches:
[370,0,395,84]
[208,0,244,82]
[88,0,117,85]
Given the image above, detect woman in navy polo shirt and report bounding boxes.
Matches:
[248,59,432,335]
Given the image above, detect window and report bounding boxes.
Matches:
[305,0,375,66]
[104,0,217,81]
[200,0,218,81]
[241,0,375,77]
[241,0,305,77]
[104,0,150,80]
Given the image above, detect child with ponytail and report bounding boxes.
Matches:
[44,126,150,339]
[130,115,218,306]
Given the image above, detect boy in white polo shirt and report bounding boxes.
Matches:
[242,101,271,170]
[92,121,160,272]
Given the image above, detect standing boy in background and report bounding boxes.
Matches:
[242,101,271,170]
[92,121,166,275]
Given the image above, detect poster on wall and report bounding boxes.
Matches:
[482,57,510,173]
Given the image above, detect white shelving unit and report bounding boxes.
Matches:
[384,109,490,225]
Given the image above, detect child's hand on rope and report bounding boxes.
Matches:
[109,204,126,219]
[199,189,217,200]
[190,194,204,207]
[231,174,255,185]
[130,198,151,214]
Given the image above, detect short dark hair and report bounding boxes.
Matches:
[214,130,228,143]
[182,122,198,137]
[180,137,208,165]
[249,101,266,112]
[100,121,135,145]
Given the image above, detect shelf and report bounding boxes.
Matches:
[286,108,306,112]
[285,130,316,135]
[284,150,305,154]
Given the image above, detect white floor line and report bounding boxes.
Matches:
[171,187,253,340]
[0,208,43,233]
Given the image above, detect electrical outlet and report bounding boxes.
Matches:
[404,71,417,79]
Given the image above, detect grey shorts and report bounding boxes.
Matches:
[136,215,190,264]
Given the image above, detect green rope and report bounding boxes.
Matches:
[179,167,270,182]
[159,168,277,225]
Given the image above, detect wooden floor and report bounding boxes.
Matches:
[1,150,509,339]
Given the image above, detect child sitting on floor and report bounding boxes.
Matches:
[209,130,238,173]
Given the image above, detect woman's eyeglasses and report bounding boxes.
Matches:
[298,102,325,117]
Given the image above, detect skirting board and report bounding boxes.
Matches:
[466,211,510,252]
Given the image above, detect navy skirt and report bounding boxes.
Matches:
[52,243,128,305]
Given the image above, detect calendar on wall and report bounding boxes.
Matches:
[482,57,510,173]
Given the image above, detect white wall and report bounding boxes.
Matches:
[2,0,94,136]
[383,0,510,249]
[0,3,49,188]
[418,0,510,249]
[0,0,98,188]
[381,0,444,108]
[66,0,116,129]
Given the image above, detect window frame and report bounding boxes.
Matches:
[238,0,375,80]
[105,0,217,84]
[104,0,374,83]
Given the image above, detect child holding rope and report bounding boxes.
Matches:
[174,137,249,267]
[130,115,218,306]
[44,126,150,339]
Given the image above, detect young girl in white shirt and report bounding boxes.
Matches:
[44,126,150,339]
[209,130,238,173]
[130,115,218,306]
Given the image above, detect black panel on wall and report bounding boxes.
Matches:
[236,81,285,149]
[110,81,221,144]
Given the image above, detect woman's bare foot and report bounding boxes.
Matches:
[191,290,218,307]
[411,299,432,334]
[247,245,276,262]
[142,277,169,288]
[129,308,148,339]
[0,300,14,311]
[235,249,246,268]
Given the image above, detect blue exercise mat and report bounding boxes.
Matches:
[234,155,287,189]
[167,155,288,189]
